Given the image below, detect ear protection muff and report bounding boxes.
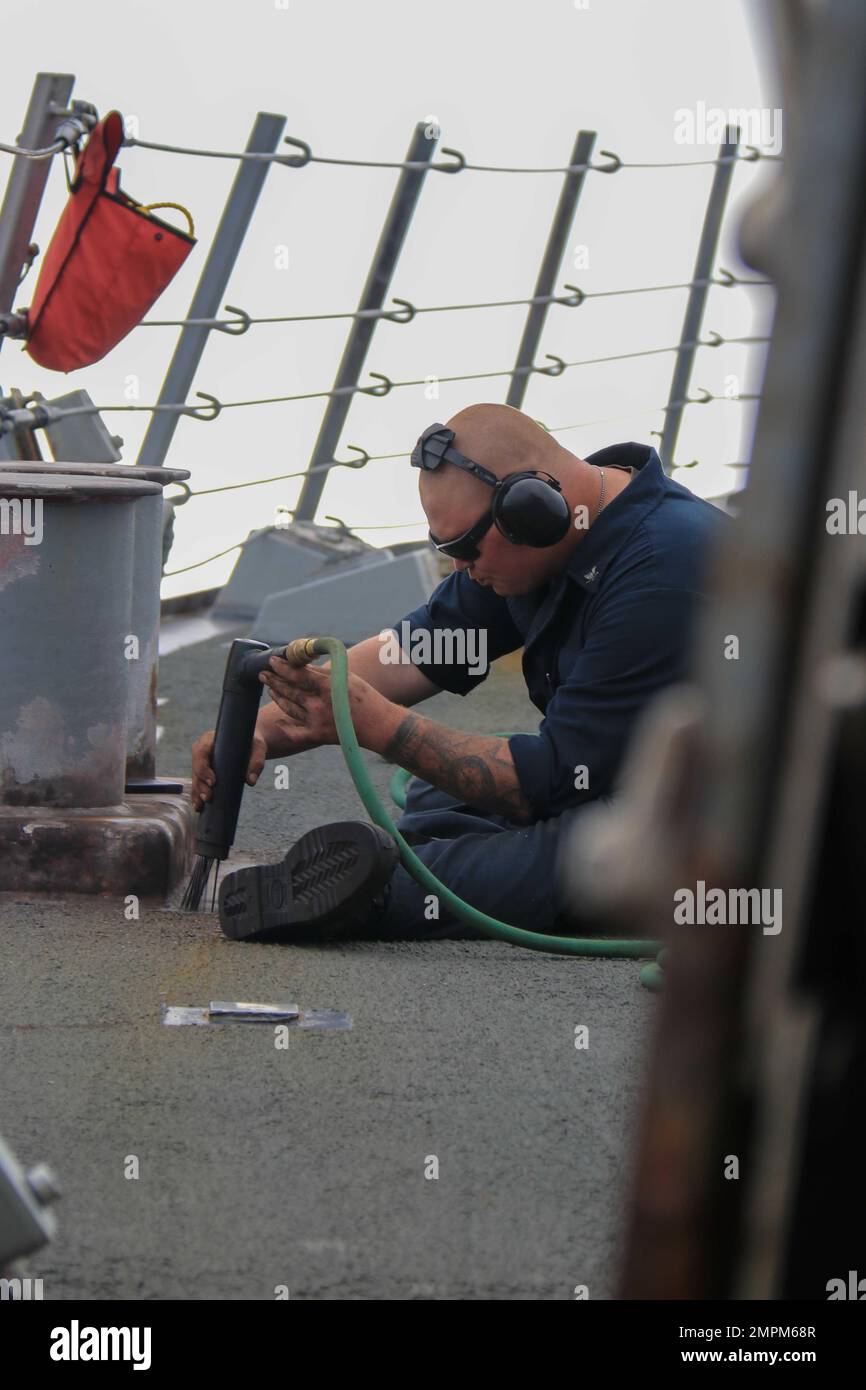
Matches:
[411,421,573,550]
[491,470,572,548]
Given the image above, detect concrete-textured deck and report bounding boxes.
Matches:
[0,631,654,1300]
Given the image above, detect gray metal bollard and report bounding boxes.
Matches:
[0,461,189,781]
[0,471,161,807]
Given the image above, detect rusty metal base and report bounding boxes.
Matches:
[0,785,195,900]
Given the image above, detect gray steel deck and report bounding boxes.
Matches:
[0,632,653,1300]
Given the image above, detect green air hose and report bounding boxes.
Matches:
[388,764,414,811]
[301,635,662,964]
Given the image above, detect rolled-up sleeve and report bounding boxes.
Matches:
[509,582,700,819]
[393,570,523,695]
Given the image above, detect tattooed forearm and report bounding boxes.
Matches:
[381,712,534,824]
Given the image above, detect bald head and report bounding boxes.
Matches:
[428,402,567,478]
[444,402,567,475]
[413,403,619,595]
[417,403,577,516]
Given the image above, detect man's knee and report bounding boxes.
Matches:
[403,776,460,816]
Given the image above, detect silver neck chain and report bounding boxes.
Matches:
[593,462,636,524]
[595,467,606,522]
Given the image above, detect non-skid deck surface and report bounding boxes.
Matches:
[0,634,653,1299]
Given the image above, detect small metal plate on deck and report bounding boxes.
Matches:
[208,1000,300,1022]
[161,1003,351,1030]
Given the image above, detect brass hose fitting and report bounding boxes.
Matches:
[281,636,320,666]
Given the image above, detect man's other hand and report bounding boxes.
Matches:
[191,728,268,811]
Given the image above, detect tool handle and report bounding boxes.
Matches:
[194,638,319,859]
[195,639,270,859]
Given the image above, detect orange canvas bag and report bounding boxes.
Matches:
[24,110,195,372]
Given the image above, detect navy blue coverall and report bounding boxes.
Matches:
[367,441,728,939]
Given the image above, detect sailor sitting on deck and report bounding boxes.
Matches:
[191,403,726,942]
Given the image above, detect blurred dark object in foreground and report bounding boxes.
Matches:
[564,0,866,1299]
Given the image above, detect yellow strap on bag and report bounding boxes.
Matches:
[139,202,195,238]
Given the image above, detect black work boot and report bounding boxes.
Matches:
[218,820,399,943]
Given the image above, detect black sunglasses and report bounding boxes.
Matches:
[413,422,501,560]
[429,507,495,561]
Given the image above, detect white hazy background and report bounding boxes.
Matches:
[0,0,780,597]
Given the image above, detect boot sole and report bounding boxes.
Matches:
[218,821,398,942]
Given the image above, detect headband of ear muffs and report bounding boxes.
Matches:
[411,422,572,549]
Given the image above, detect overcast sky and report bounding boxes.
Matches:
[0,0,780,596]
